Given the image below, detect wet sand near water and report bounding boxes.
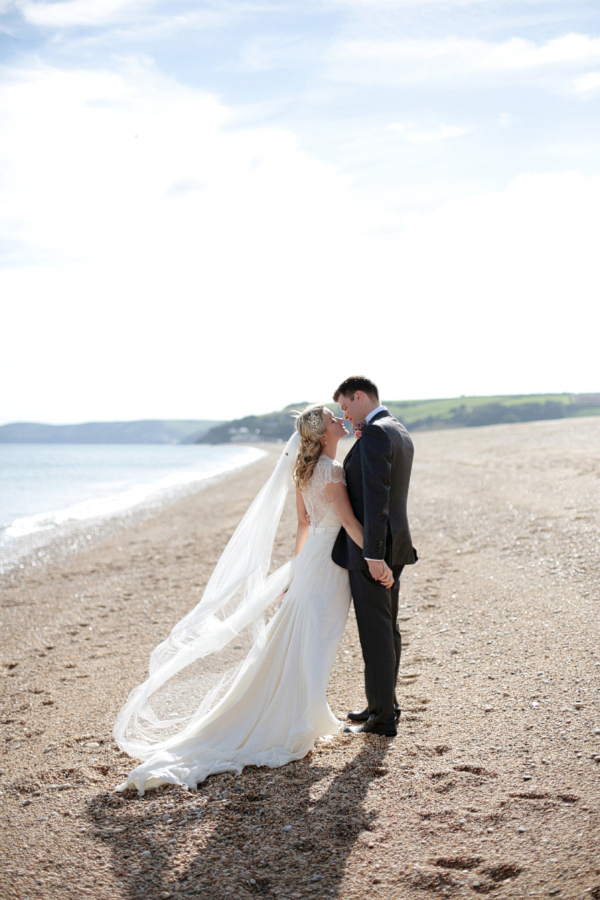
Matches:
[1,419,599,900]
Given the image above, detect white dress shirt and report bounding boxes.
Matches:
[364,405,387,425]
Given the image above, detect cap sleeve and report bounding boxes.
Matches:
[320,456,346,486]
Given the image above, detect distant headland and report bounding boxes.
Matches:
[1,394,598,445]
[197,393,600,444]
[0,420,221,444]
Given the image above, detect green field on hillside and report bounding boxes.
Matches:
[383,393,600,430]
[199,393,600,442]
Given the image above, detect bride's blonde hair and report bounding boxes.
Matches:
[292,404,327,490]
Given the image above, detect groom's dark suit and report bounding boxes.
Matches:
[332,410,417,725]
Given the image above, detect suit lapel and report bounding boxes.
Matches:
[343,438,360,468]
[343,409,389,468]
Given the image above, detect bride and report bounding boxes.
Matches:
[114,404,386,795]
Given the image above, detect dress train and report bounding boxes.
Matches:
[117,525,350,795]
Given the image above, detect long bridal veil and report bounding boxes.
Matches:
[114,431,301,760]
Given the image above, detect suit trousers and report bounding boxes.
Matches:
[349,565,404,724]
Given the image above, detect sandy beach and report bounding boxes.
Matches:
[1,417,599,900]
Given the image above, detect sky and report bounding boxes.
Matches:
[1,0,599,424]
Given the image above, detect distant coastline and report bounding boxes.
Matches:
[2,393,599,447]
[0,419,222,444]
[197,392,600,443]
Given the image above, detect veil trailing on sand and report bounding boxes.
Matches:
[114,431,301,760]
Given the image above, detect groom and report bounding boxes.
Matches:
[332,376,418,737]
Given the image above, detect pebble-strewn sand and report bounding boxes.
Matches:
[1,418,599,900]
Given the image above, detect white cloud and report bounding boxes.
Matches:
[0,60,598,424]
[329,33,600,87]
[0,60,388,420]
[571,71,600,96]
[331,0,555,5]
[498,112,520,127]
[16,0,294,32]
[0,60,367,269]
[18,0,156,27]
[387,122,469,142]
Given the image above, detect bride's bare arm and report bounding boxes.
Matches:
[327,481,364,548]
[295,490,310,555]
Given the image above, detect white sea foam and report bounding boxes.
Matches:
[2,445,266,540]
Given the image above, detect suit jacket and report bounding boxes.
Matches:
[332,410,418,571]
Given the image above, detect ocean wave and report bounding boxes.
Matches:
[4,447,265,539]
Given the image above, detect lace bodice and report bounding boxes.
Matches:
[302,455,346,528]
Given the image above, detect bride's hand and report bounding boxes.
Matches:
[378,563,394,588]
[367,559,394,588]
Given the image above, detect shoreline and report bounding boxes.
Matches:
[0,444,269,576]
[1,419,599,900]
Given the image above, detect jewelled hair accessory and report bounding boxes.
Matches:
[291,409,323,433]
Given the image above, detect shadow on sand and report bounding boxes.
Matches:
[88,738,390,899]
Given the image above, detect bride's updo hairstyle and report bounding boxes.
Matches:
[292,404,327,490]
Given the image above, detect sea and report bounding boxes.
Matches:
[0,443,266,573]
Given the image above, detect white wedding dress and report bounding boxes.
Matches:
[115,453,351,795]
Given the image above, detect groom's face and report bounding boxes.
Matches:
[337,392,362,426]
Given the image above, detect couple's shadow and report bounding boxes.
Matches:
[88,739,390,899]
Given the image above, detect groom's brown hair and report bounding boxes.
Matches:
[333,376,379,402]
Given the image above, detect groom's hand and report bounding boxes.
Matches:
[367,559,394,588]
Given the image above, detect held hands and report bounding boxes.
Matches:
[367,558,394,589]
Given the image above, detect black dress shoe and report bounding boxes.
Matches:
[347,707,401,722]
[343,715,398,737]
